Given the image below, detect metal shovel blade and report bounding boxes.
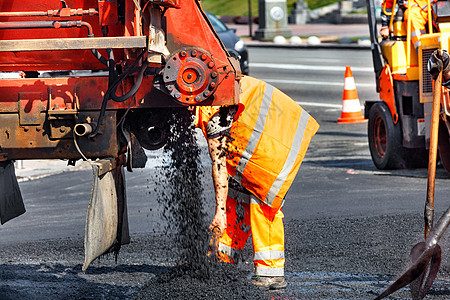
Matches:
[375,206,450,300]
[82,164,118,271]
[410,242,442,300]
[374,246,436,300]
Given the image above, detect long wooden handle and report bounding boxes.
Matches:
[425,71,442,237]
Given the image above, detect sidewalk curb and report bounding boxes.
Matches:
[17,169,74,183]
[246,42,370,50]
[16,163,91,183]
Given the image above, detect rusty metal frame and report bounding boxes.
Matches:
[0,0,240,162]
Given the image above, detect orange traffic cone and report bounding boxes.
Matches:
[338,66,367,124]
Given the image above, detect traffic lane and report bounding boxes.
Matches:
[0,171,91,244]
[238,77,376,121]
[2,49,448,298]
[1,149,211,244]
[249,62,374,75]
[248,48,374,69]
[247,63,376,88]
[250,76,375,93]
[247,70,378,104]
[285,119,450,222]
[285,162,450,221]
[248,82,375,110]
[247,47,378,104]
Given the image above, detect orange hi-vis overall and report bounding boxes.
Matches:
[195,76,319,276]
[383,0,437,50]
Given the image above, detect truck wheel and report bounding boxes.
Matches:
[438,120,450,172]
[368,102,406,169]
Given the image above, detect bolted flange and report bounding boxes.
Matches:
[162,48,219,105]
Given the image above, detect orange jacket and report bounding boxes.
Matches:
[195,76,319,210]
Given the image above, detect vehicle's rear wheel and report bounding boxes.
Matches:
[438,120,450,172]
[368,102,407,169]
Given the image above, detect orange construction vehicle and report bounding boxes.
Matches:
[365,0,450,171]
[0,0,240,270]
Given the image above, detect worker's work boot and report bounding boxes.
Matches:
[251,275,287,290]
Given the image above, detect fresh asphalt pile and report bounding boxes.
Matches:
[134,262,263,300]
[0,210,448,299]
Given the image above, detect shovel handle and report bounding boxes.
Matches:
[425,70,442,238]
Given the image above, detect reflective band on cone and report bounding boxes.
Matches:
[338,66,367,124]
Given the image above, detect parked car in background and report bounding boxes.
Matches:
[205,11,249,75]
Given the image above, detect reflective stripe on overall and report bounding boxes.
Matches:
[217,185,285,276]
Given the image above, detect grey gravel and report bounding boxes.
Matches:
[1,213,449,299]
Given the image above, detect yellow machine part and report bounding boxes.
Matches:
[382,40,419,79]
[418,33,447,103]
[439,23,450,33]
[393,20,407,37]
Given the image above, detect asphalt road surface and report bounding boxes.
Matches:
[1,47,450,299]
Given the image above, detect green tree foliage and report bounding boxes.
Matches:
[201,0,339,16]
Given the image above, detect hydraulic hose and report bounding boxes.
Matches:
[91,49,108,66]
[89,50,148,138]
[112,59,148,102]
[107,48,117,85]
[91,27,109,67]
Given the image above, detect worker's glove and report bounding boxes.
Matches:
[428,49,450,80]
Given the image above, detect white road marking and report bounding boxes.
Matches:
[295,101,365,110]
[250,62,373,72]
[295,101,342,108]
[280,58,342,63]
[260,78,375,88]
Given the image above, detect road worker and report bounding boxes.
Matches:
[379,0,436,51]
[194,76,319,289]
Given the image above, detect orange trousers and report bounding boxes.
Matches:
[404,6,428,51]
[217,188,285,276]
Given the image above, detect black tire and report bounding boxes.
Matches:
[438,120,450,173]
[368,102,407,169]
